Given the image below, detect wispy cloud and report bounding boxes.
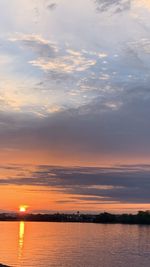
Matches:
[10,34,58,58]
[30,54,96,73]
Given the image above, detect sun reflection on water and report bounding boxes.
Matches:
[18,221,25,262]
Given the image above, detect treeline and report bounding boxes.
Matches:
[0,211,150,224]
[0,213,94,222]
[19,213,95,223]
[94,211,150,224]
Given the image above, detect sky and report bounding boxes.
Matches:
[0,0,150,213]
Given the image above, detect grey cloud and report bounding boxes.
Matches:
[47,3,57,10]
[95,0,131,13]
[0,164,150,204]
[1,83,150,158]
[3,32,150,159]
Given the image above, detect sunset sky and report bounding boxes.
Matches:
[0,0,150,213]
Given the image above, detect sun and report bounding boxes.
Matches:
[19,205,28,213]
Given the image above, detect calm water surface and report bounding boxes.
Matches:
[0,222,150,267]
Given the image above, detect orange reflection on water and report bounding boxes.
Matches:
[18,221,25,261]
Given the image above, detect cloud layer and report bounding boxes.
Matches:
[0,164,150,205]
[0,0,150,210]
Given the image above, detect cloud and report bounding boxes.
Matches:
[47,3,57,11]
[95,0,131,13]
[30,54,96,73]
[1,82,150,161]
[10,34,96,76]
[0,164,150,204]
[8,30,150,114]
[2,1,150,164]
[128,38,150,55]
[10,34,58,58]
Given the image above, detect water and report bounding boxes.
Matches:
[0,222,150,267]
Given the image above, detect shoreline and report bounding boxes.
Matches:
[0,264,10,267]
[0,211,150,225]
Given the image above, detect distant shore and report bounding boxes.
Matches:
[0,264,10,267]
[0,211,150,225]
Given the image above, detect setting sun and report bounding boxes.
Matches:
[19,205,28,213]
